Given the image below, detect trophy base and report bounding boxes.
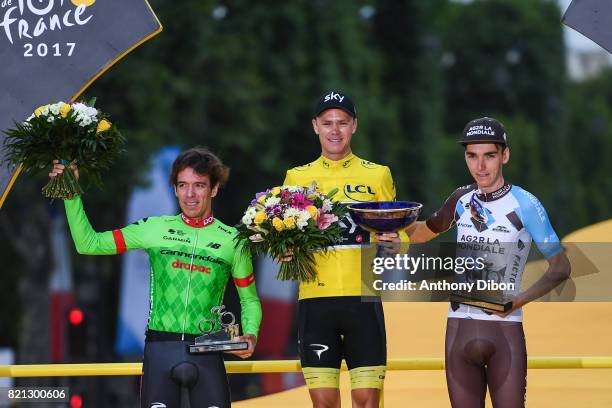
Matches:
[450,292,513,312]
[188,340,249,354]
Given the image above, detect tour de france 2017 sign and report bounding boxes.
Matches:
[0,0,162,207]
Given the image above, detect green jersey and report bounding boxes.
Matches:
[64,197,261,336]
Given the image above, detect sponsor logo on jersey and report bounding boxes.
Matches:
[309,343,329,359]
[458,222,473,229]
[360,160,378,169]
[217,225,233,235]
[334,213,370,247]
[509,254,522,283]
[167,228,186,236]
[492,225,510,233]
[162,236,191,244]
[206,242,221,249]
[460,235,500,245]
[458,235,505,254]
[519,189,546,222]
[342,159,352,168]
[172,259,211,274]
[159,250,225,266]
[517,239,525,251]
[344,184,375,201]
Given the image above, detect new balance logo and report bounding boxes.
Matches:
[324,92,344,103]
[492,225,510,233]
[309,343,329,360]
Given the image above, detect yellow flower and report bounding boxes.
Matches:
[305,205,318,218]
[59,103,72,118]
[34,104,50,117]
[257,194,267,204]
[96,119,111,134]
[254,211,267,225]
[283,217,296,230]
[271,186,281,196]
[272,217,285,232]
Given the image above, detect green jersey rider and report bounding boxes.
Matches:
[50,147,262,408]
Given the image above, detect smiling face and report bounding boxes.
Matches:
[312,108,357,161]
[464,143,509,193]
[174,167,218,220]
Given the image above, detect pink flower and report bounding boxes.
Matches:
[290,193,313,210]
[317,213,338,230]
[249,233,264,242]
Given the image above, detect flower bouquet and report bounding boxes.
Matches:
[2,99,125,199]
[236,183,348,282]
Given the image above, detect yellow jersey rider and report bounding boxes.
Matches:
[283,91,401,408]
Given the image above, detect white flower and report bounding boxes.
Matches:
[49,103,62,115]
[296,211,310,230]
[285,185,302,193]
[249,234,264,242]
[242,207,257,225]
[283,207,302,218]
[72,103,98,121]
[47,116,54,123]
[71,103,87,113]
[80,116,92,126]
[264,196,281,207]
[41,107,50,116]
[321,199,333,213]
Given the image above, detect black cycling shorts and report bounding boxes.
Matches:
[298,296,386,370]
[140,330,230,408]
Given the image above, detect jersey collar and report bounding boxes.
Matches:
[319,153,356,169]
[475,182,512,202]
[181,213,215,228]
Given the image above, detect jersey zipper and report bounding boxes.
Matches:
[180,228,199,340]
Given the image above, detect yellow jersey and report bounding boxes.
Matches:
[283,153,398,299]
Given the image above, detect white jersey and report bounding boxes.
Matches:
[426,183,562,322]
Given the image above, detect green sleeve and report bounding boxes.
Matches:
[231,242,262,337]
[64,197,148,255]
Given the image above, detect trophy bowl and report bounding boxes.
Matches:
[348,201,423,233]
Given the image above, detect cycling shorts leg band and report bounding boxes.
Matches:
[302,367,341,389]
[349,365,386,389]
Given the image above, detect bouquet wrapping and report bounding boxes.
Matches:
[236,183,348,282]
[2,99,125,199]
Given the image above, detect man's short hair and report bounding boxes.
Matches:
[169,147,230,187]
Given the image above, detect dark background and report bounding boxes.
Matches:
[1,0,610,406]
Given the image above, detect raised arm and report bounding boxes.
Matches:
[52,162,147,255]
